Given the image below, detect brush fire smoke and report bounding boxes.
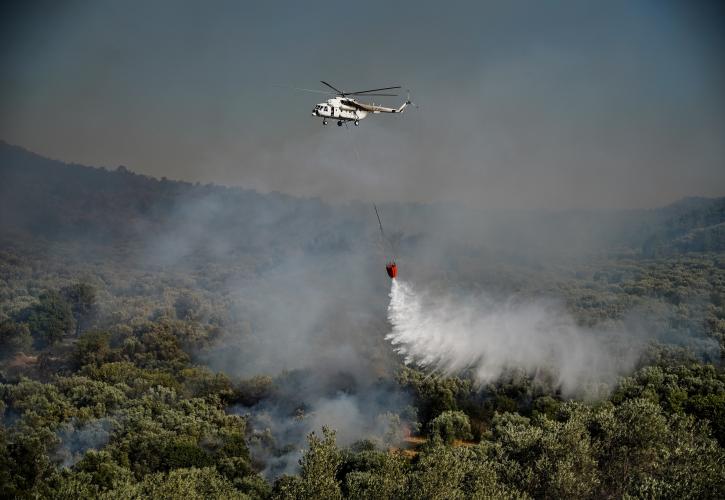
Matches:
[386,279,642,395]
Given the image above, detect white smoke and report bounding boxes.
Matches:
[54,417,114,468]
[242,389,411,479]
[386,279,641,395]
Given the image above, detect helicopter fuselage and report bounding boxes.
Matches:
[310,87,411,126]
[306,81,411,126]
[312,97,368,125]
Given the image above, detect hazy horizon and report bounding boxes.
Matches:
[2,0,724,210]
[5,138,723,215]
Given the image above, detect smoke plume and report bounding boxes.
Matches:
[54,417,114,468]
[242,389,410,478]
[386,279,641,395]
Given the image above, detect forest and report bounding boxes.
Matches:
[1,141,724,499]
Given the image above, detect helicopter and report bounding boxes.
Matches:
[307,81,413,126]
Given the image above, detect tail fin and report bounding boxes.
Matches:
[397,90,415,113]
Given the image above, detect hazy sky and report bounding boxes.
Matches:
[1,0,723,209]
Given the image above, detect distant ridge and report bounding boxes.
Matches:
[1,140,724,258]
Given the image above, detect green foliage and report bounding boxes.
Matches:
[686,392,725,445]
[178,366,233,400]
[612,361,725,445]
[592,398,723,498]
[397,367,472,427]
[61,282,97,336]
[0,152,724,497]
[108,386,250,476]
[341,450,407,500]
[21,291,73,347]
[1,377,74,427]
[121,322,191,371]
[110,466,250,499]
[428,410,473,444]
[73,331,112,368]
[297,427,343,500]
[174,291,203,321]
[74,450,133,490]
[271,475,304,500]
[81,362,180,395]
[486,406,600,498]
[531,395,560,420]
[55,376,127,417]
[156,438,215,470]
[482,399,725,499]
[407,444,519,499]
[235,375,275,406]
[0,319,31,357]
[47,470,101,499]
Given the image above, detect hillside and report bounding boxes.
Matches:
[2,141,724,267]
[0,142,724,498]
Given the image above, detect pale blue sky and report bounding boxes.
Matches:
[1,0,723,209]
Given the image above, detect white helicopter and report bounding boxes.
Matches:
[308,81,413,126]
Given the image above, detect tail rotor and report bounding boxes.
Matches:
[406,89,418,110]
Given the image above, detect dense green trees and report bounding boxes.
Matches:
[340,445,408,500]
[270,396,723,499]
[612,362,725,445]
[0,281,96,356]
[0,374,260,497]
[0,152,724,497]
[0,280,262,498]
[61,282,96,336]
[22,291,73,347]
[1,258,723,500]
[0,319,31,358]
[1,266,723,499]
[428,410,472,444]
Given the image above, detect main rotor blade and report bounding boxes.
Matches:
[273,84,335,95]
[349,93,398,97]
[321,80,345,95]
[348,86,401,94]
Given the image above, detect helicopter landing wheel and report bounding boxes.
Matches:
[354,120,359,126]
[322,120,328,126]
[337,120,343,127]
